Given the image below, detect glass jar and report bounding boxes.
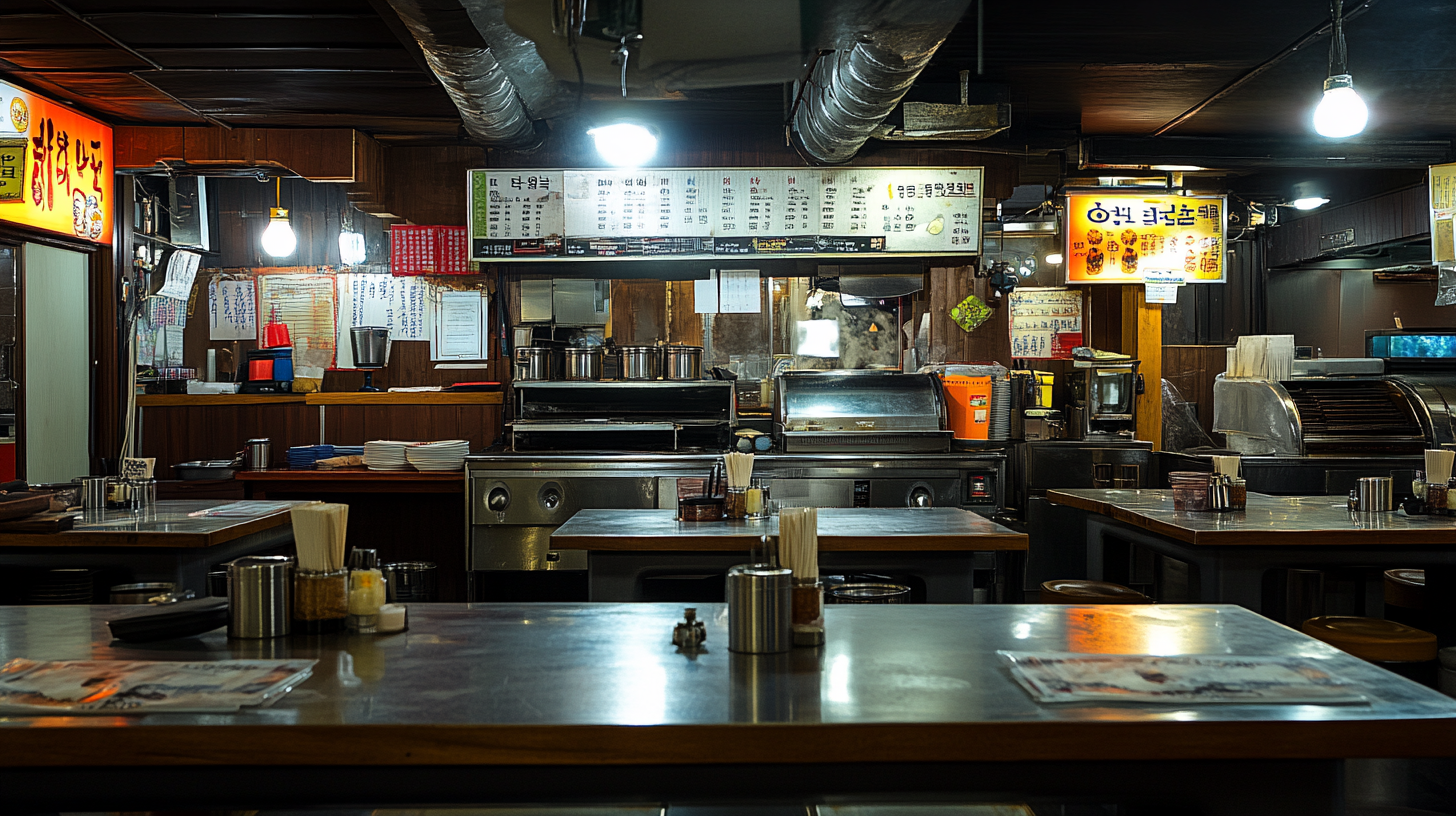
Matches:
[745,477,771,520]
[725,487,748,519]
[1447,479,1456,514]
[1229,478,1247,511]
[1168,472,1212,511]
[1414,471,1428,502]
[293,568,348,634]
[792,578,825,647]
[1426,483,1449,517]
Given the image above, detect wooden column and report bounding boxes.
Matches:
[1119,285,1163,450]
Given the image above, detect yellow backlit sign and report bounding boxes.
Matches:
[0,80,113,244]
[1065,194,1226,283]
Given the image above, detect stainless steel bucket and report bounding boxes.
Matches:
[617,346,661,380]
[663,346,703,380]
[726,564,792,653]
[349,326,392,368]
[515,347,557,381]
[1355,476,1394,512]
[563,347,604,381]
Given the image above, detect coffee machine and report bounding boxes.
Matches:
[1068,360,1139,439]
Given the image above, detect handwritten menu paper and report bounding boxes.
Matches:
[335,274,427,369]
[719,269,762,314]
[429,289,488,361]
[254,273,336,365]
[1007,288,1082,360]
[157,250,201,300]
[470,167,982,261]
[209,279,257,340]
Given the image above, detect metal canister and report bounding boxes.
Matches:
[80,476,107,510]
[245,438,271,471]
[1356,476,1394,512]
[383,561,438,602]
[663,346,703,380]
[616,346,662,380]
[726,564,792,654]
[562,347,604,381]
[515,347,557,381]
[226,555,293,638]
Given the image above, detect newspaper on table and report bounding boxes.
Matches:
[998,652,1367,705]
[0,659,317,713]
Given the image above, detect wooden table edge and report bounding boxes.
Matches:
[0,509,293,549]
[551,534,1027,552]
[3,719,1455,766]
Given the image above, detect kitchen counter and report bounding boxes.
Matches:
[0,602,1451,811]
[552,507,1027,551]
[238,468,464,496]
[1047,489,1456,546]
[138,392,502,407]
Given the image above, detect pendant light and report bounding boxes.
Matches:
[1313,0,1368,139]
[588,123,657,167]
[338,207,366,266]
[261,177,297,257]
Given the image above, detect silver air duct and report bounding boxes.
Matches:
[792,1,971,165]
[385,0,540,148]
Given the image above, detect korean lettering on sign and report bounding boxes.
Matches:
[0,80,112,243]
[1064,194,1226,284]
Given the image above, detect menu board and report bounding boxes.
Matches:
[1007,288,1083,360]
[1429,162,1456,263]
[469,166,982,261]
[1064,193,1227,284]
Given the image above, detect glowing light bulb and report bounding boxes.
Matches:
[588,123,657,167]
[1313,74,1368,139]
[1044,253,1064,265]
[1290,197,1330,211]
[339,230,366,265]
[261,208,296,257]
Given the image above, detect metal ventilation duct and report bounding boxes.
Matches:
[384,0,542,148]
[791,0,971,165]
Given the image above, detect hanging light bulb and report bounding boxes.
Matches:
[1314,75,1368,138]
[588,123,657,167]
[261,178,296,257]
[339,230,366,265]
[1313,0,1368,139]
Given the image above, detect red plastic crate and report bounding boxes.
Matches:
[390,225,472,276]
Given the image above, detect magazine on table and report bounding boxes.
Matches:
[0,658,317,713]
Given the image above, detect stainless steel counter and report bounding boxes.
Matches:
[552,508,1027,551]
[2,602,1451,811]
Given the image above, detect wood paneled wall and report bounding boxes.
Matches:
[1163,345,1230,435]
[1267,184,1428,268]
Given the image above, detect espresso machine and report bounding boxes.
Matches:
[1068,360,1140,439]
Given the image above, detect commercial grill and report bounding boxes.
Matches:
[774,370,951,453]
[510,381,734,452]
[1215,357,1456,456]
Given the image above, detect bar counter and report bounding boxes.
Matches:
[1,602,1453,812]
[552,507,1028,551]
[238,467,463,496]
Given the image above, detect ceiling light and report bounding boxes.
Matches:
[339,230,366,265]
[588,123,657,167]
[1150,165,1205,172]
[261,178,296,257]
[1044,253,1064,265]
[1313,1,1367,139]
[1290,197,1330,211]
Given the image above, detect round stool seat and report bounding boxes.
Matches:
[1384,568,1425,610]
[1039,579,1150,604]
[1302,615,1437,663]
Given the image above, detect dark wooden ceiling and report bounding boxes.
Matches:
[3,0,1453,157]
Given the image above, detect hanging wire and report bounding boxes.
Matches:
[1329,0,1348,75]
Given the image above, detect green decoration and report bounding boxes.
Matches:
[950,294,992,333]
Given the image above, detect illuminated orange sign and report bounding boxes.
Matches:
[1065,193,1226,283]
[0,80,113,244]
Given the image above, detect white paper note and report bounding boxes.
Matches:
[718,269,761,314]
[693,270,719,313]
[162,325,185,366]
[430,289,488,361]
[157,250,201,301]
[209,279,257,340]
[336,274,428,369]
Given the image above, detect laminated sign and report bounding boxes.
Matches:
[1065,194,1226,283]
[950,293,992,332]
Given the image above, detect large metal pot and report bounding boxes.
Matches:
[515,347,557,381]
[563,347,604,381]
[616,346,661,380]
[663,345,704,380]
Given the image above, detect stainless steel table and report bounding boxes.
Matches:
[0,500,303,594]
[1,602,1453,813]
[1047,489,1456,615]
[553,508,1025,603]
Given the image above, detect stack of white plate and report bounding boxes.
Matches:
[405,440,471,471]
[364,440,414,471]
[989,379,1012,441]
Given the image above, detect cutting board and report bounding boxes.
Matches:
[0,493,55,523]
